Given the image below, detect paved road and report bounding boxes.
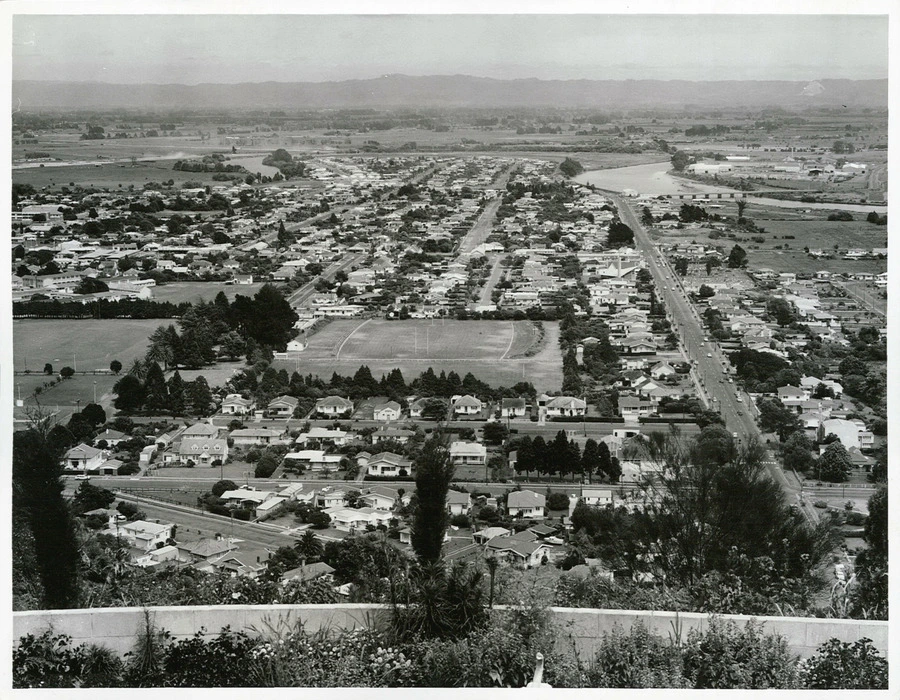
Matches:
[833,280,886,319]
[477,256,504,306]
[612,195,813,521]
[286,253,365,307]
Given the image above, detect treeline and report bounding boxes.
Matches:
[13,298,191,319]
[510,432,622,483]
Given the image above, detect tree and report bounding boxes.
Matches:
[607,220,634,248]
[13,429,81,609]
[782,432,816,473]
[816,442,852,483]
[80,402,106,427]
[59,366,75,379]
[187,376,213,416]
[146,325,177,371]
[72,481,115,515]
[109,360,122,375]
[698,284,715,299]
[482,422,508,445]
[582,438,600,483]
[559,157,584,178]
[211,480,238,498]
[167,371,186,416]
[220,331,247,360]
[756,398,800,441]
[671,151,690,172]
[113,374,146,413]
[849,486,887,619]
[411,435,455,564]
[143,362,169,413]
[727,244,748,269]
[74,277,109,295]
[43,363,53,375]
[766,297,795,327]
[233,284,298,351]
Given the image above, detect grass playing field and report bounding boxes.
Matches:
[148,281,265,305]
[274,319,563,392]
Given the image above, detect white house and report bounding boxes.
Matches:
[267,395,299,418]
[446,491,472,516]
[500,397,527,418]
[229,428,285,446]
[63,443,106,472]
[178,438,229,465]
[373,400,402,422]
[365,451,413,477]
[544,395,587,417]
[116,520,174,552]
[484,535,549,569]
[449,441,487,466]
[315,396,354,417]
[221,393,254,416]
[507,490,546,519]
[452,394,484,416]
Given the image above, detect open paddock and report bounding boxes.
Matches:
[747,251,886,276]
[273,319,563,392]
[149,281,266,305]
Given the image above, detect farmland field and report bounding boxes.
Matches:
[273,319,563,392]
[148,281,265,304]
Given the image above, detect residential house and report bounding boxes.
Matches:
[324,506,393,533]
[221,393,254,416]
[373,400,402,422]
[177,537,238,566]
[282,562,335,584]
[359,486,403,511]
[182,422,219,439]
[649,361,677,380]
[373,427,414,444]
[315,395,354,418]
[284,450,343,472]
[446,491,472,516]
[295,427,351,448]
[229,427,285,446]
[63,443,106,471]
[452,394,484,416]
[484,534,550,569]
[208,549,270,579]
[543,395,587,417]
[819,419,874,451]
[500,397,527,418]
[507,490,546,519]
[449,441,487,466]
[581,489,613,507]
[316,487,348,509]
[94,428,127,447]
[117,520,174,552]
[365,451,413,477]
[267,395,299,418]
[618,396,655,422]
[777,385,810,412]
[179,438,229,465]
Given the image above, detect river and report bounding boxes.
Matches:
[226,155,280,178]
[575,161,887,213]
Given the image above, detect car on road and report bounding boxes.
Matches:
[544,536,565,546]
[706,353,712,357]
[74,475,90,481]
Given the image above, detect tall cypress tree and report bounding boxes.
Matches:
[13,429,81,609]
[143,362,169,413]
[167,371,186,416]
[411,435,455,564]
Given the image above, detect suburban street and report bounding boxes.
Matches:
[286,252,365,307]
[612,195,812,520]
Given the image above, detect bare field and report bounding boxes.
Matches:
[273,319,563,391]
[747,251,886,275]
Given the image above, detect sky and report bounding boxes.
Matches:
[11,13,890,84]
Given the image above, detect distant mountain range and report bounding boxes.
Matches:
[12,75,889,110]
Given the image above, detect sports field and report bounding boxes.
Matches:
[149,281,265,305]
[273,319,563,392]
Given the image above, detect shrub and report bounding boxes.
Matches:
[450,513,471,528]
[546,491,570,511]
[682,618,799,689]
[799,637,888,689]
[586,622,689,688]
[162,627,258,687]
[13,631,124,688]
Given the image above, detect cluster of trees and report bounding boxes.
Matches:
[262,148,306,178]
[607,220,634,248]
[509,433,621,483]
[114,363,213,416]
[558,157,584,178]
[563,426,839,615]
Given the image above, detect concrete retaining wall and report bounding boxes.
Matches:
[13,604,887,660]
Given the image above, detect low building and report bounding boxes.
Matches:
[315,396,354,418]
[449,441,487,466]
[63,443,106,472]
[544,395,587,417]
[229,428,285,446]
[500,397,527,418]
[446,491,472,516]
[365,451,413,477]
[452,394,484,416]
[221,394,254,416]
[178,438,229,465]
[373,401,402,422]
[116,520,174,552]
[507,490,546,519]
[267,395,299,418]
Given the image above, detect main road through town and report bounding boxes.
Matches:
[611,194,814,521]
